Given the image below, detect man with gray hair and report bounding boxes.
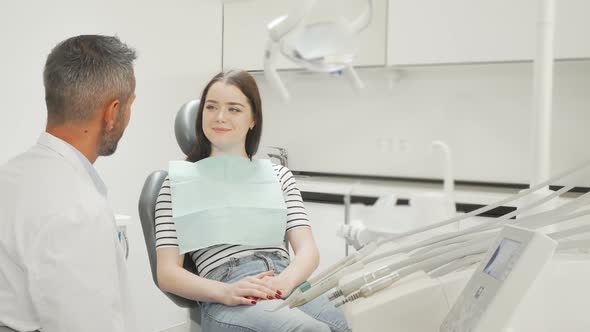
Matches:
[0,35,138,332]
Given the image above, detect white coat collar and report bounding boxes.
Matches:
[37,132,108,197]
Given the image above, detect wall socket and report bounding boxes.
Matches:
[378,137,411,153]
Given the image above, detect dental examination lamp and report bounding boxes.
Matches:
[264,0,372,101]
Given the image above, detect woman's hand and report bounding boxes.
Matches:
[259,274,297,299]
[220,271,279,306]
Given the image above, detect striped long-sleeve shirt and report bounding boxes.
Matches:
[154,164,310,277]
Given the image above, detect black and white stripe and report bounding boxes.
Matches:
[154,164,310,276]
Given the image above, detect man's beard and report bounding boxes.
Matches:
[98,122,124,156]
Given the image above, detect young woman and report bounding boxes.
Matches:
[155,70,350,332]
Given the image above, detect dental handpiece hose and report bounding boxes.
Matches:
[300,178,563,294]
[430,218,590,279]
[331,185,574,303]
[298,162,589,308]
[307,242,377,286]
[268,245,372,311]
[335,240,490,307]
[331,236,493,300]
[269,261,366,312]
[366,183,573,266]
[335,243,468,307]
[334,272,402,308]
[411,229,498,257]
[293,162,588,309]
[328,264,396,301]
[288,261,364,308]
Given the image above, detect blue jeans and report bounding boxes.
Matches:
[200,251,351,332]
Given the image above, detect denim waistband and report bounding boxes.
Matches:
[204,250,288,280]
[229,250,286,267]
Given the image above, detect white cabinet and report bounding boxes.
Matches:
[554,0,590,59]
[303,202,347,275]
[387,0,590,65]
[223,0,387,71]
[223,0,292,70]
[224,0,590,70]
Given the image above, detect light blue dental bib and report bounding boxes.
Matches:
[168,155,287,254]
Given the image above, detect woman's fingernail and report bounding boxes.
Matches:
[275,294,281,299]
[251,301,257,305]
[267,295,273,300]
[276,290,282,296]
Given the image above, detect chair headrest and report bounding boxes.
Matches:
[174,99,200,156]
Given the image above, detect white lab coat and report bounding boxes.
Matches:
[0,133,136,332]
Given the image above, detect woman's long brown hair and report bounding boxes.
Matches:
[186,70,263,162]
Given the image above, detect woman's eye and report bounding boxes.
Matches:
[229,108,241,113]
[205,105,216,110]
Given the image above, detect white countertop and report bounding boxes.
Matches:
[115,214,131,227]
[295,174,523,206]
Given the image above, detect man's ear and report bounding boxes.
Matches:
[102,99,121,131]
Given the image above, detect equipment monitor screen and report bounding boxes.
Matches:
[483,239,522,281]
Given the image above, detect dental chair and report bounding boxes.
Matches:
[138,100,202,328]
[0,325,38,332]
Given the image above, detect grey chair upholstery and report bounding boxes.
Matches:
[0,327,39,332]
[175,99,199,156]
[138,100,201,323]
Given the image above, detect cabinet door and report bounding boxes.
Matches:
[387,0,590,66]
[303,202,347,275]
[223,0,294,71]
[223,0,387,71]
[554,0,590,59]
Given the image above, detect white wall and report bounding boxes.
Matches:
[0,1,222,331]
[257,60,590,187]
[2,2,589,331]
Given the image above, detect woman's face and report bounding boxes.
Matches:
[202,82,255,157]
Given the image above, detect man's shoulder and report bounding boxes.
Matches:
[3,144,78,175]
[0,145,86,201]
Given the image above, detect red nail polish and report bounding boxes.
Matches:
[275,294,281,299]
[251,301,257,305]
[276,290,282,296]
[267,295,273,300]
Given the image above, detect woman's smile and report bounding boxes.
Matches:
[212,127,231,133]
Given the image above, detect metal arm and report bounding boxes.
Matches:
[267,146,289,167]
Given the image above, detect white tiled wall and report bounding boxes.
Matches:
[258,61,590,187]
